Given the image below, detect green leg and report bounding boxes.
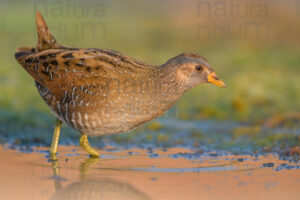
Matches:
[79,134,100,158]
[50,119,62,160]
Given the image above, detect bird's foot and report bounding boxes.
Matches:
[79,135,100,158]
[49,153,58,161]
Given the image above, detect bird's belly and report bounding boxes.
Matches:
[35,82,175,136]
[57,109,151,137]
[56,100,168,136]
[79,102,173,136]
[36,90,157,136]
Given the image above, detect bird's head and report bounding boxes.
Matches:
[163,53,226,89]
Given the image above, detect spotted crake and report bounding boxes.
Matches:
[15,11,225,158]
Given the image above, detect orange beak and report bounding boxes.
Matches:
[207,72,226,88]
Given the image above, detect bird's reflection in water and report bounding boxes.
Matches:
[50,158,152,200]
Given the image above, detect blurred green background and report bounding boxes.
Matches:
[0,0,300,153]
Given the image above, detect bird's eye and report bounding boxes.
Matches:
[195,65,203,71]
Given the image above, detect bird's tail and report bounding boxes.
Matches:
[35,10,61,52]
[15,10,62,62]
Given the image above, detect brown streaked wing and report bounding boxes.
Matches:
[21,48,156,102]
[41,48,155,93]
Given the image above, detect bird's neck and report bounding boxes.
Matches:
[150,65,189,102]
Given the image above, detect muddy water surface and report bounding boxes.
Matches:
[0,145,299,200]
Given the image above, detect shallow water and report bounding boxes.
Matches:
[0,145,300,200]
[2,116,300,155]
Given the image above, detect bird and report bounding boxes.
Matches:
[15,11,226,159]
